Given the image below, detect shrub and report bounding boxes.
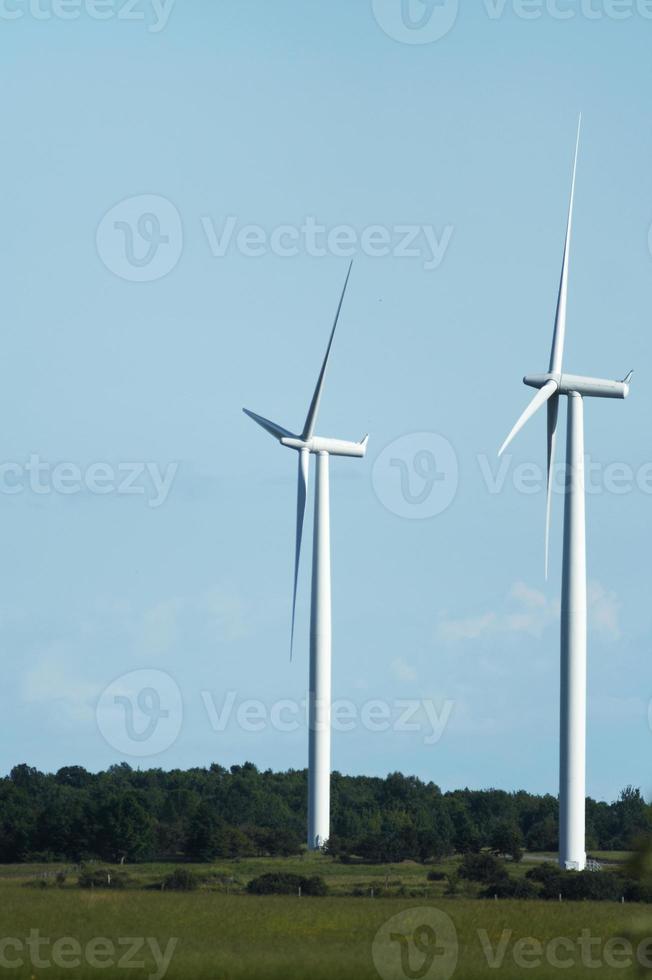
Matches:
[481,878,538,899]
[253,828,302,858]
[161,868,198,891]
[78,868,129,889]
[324,835,354,861]
[444,873,460,896]
[427,870,447,882]
[459,853,508,884]
[526,862,559,884]
[540,870,621,902]
[622,879,652,903]
[246,873,327,896]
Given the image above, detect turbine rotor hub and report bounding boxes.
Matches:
[524,372,629,400]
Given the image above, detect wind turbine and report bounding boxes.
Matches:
[498,118,632,871]
[243,262,368,850]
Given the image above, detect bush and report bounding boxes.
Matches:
[246,873,327,896]
[526,862,559,884]
[540,870,621,902]
[481,878,538,899]
[459,852,508,884]
[324,835,353,861]
[254,828,302,858]
[78,868,129,889]
[161,868,198,891]
[444,873,460,896]
[622,879,652,903]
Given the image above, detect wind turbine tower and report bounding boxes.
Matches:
[244,263,367,849]
[499,118,631,870]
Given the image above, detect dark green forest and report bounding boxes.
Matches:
[0,762,648,864]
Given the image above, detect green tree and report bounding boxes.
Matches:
[490,821,524,862]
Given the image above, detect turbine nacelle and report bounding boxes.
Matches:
[242,410,368,457]
[523,372,631,400]
[281,434,368,457]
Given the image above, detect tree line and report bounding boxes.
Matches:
[0,762,648,863]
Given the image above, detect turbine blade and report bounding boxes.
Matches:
[498,379,558,457]
[301,261,353,441]
[549,115,581,376]
[290,448,309,659]
[545,393,559,580]
[243,408,294,441]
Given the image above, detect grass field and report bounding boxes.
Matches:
[0,853,649,979]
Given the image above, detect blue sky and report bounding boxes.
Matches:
[1,0,650,802]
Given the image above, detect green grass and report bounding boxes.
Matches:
[0,855,646,979]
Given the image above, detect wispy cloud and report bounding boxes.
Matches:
[17,583,249,726]
[588,581,621,641]
[132,585,249,655]
[436,581,555,642]
[437,579,621,644]
[437,611,498,642]
[22,648,98,725]
[391,657,418,682]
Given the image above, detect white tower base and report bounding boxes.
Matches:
[307,451,331,850]
[559,392,587,871]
